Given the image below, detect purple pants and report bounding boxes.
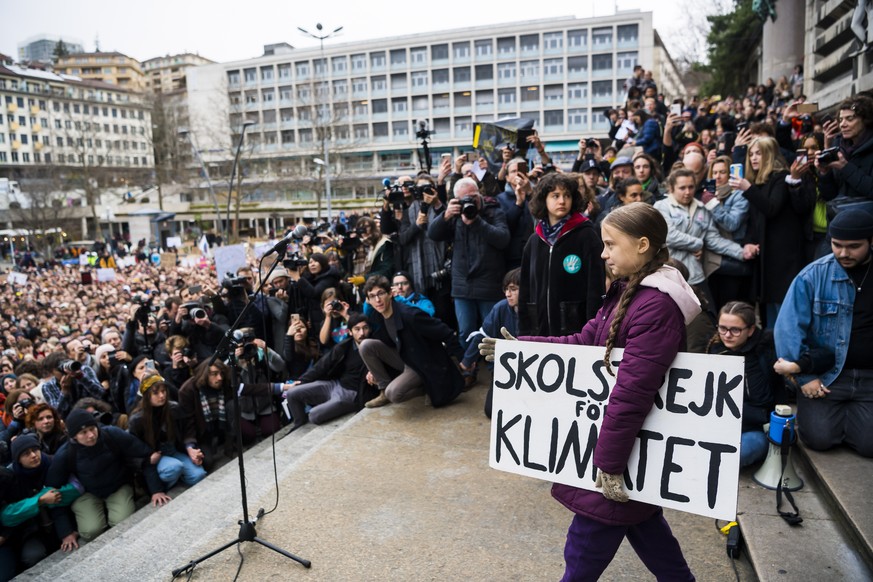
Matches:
[560,509,695,581]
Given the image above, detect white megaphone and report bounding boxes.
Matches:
[753,404,803,491]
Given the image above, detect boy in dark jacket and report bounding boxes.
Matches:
[45,409,160,543]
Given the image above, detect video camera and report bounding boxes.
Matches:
[384,179,414,207]
[133,294,157,325]
[283,251,309,271]
[222,273,248,300]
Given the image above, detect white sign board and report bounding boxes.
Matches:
[7,272,27,286]
[96,268,117,282]
[490,340,744,521]
[166,236,183,249]
[213,244,247,283]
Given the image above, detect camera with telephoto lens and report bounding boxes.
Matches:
[385,180,413,207]
[181,301,203,320]
[330,299,344,313]
[817,147,840,165]
[409,183,435,212]
[459,196,479,220]
[586,138,599,149]
[58,359,82,375]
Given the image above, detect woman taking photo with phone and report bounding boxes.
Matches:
[483,203,700,581]
[818,94,873,214]
[730,136,815,328]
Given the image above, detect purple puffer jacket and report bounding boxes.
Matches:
[519,279,687,525]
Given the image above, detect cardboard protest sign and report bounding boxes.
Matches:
[490,340,744,521]
[96,268,116,282]
[159,253,177,269]
[213,245,247,283]
[7,272,27,286]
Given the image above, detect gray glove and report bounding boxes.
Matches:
[595,470,629,503]
[478,326,517,362]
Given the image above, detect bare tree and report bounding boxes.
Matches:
[8,166,80,254]
[659,0,736,69]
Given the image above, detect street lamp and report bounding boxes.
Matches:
[226,120,256,240]
[313,157,332,221]
[299,23,342,223]
[179,127,224,239]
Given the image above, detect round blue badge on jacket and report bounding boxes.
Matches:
[563,254,581,274]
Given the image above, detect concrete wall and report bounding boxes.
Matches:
[761,0,805,83]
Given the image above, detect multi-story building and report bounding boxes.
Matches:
[142,53,215,95]
[54,51,146,92]
[183,12,684,230]
[18,35,85,64]
[0,62,155,238]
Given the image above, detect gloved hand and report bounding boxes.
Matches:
[348,275,365,286]
[595,470,629,503]
[478,327,517,362]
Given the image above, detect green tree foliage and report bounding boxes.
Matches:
[698,0,763,97]
[52,40,69,60]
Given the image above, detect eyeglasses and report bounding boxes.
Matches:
[367,290,389,301]
[717,325,751,336]
[391,281,410,287]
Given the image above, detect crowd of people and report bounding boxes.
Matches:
[0,63,872,579]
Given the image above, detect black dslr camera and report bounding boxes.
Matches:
[181,301,206,320]
[231,328,258,360]
[459,196,479,220]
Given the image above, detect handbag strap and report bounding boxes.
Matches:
[776,423,803,526]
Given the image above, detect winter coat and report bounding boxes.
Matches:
[297,337,376,407]
[427,199,510,300]
[742,171,816,303]
[707,330,783,431]
[177,380,274,446]
[295,266,341,327]
[367,300,465,407]
[520,266,701,526]
[519,213,605,336]
[818,132,873,204]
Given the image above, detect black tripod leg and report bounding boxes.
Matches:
[253,537,312,568]
[171,537,242,577]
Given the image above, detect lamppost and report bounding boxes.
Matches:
[313,157,332,221]
[298,23,342,223]
[178,127,224,238]
[226,120,256,240]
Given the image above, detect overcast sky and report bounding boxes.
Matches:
[1,1,696,65]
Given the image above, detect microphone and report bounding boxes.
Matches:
[382,178,391,188]
[266,225,308,255]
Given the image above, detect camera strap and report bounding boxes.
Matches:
[776,424,803,526]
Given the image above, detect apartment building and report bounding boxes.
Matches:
[184,12,684,217]
[18,35,85,64]
[54,51,146,92]
[142,53,215,95]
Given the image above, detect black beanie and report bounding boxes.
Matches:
[11,434,40,461]
[829,210,873,240]
[66,408,98,437]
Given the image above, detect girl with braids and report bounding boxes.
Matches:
[128,374,207,495]
[481,202,701,581]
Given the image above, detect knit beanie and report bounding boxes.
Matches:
[829,210,873,240]
[11,434,40,461]
[65,408,98,437]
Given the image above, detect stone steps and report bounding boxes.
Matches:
[736,442,873,582]
[14,416,354,581]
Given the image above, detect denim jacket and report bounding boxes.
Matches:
[774,253,854,387]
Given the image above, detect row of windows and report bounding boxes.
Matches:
[0,151,149,166]
[234,106,601,150]
[229,53,638,108]
[0,132,148,151]
[230,79,624,125]
[227,24,640,84]
[2,94,148,121]
[0,80,139,106]
[0,113,146,137]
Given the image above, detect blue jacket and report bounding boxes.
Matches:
[634,118,662,158]
[704,189,749,241]
[774,253,854,387]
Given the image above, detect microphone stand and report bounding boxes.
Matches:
[172,242,310,577]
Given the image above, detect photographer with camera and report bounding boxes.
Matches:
[177,295,229,362]
[427,178,510,350]
[572,138,611,178]
[817,95,873,214]
[397,174,450,317]
[283,314,320,380]
[38,352,105,420]
[318,290,353,351]
[497,157,536,271]
[121,295,165,362]
[231,328,286,443]
[290,254,341,334]
[348,217,396,288]
[161,335,198,395]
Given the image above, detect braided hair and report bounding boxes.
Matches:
[601,203,670,376]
